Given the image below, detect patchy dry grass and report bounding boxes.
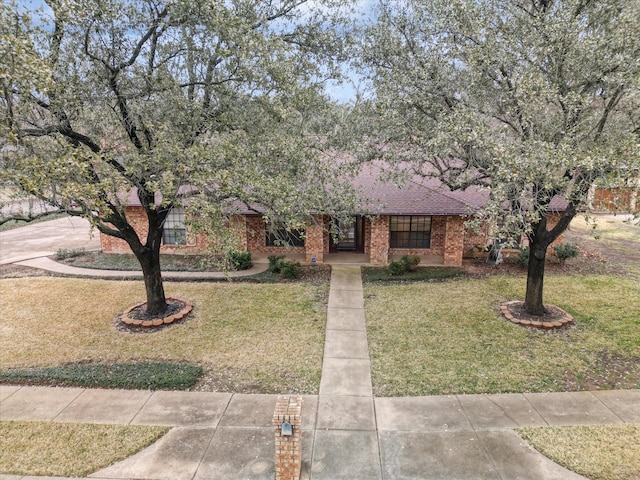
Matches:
[517,425,640,480]
[365,275,640,396]
[0,278,327,394]
[565,215,640,278]
[0,420,169,477]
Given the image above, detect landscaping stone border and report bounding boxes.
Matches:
[120,298,193,327]
[500,300,573,329]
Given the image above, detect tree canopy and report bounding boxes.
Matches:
[357,0,640,314]
[1,0,358,314]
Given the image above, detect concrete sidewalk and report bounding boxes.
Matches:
[1,265,639,479]
[1,386,638,479]
[14,256,269,280]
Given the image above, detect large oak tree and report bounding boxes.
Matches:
[358,0,640,315]
[1,0,357,315]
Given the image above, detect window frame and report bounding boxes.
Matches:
[162,207,187,245]
[389,215,432,249]
[265,223,305,247]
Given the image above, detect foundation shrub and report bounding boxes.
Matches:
[227,250,252,270]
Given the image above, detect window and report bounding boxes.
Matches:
[163,207,187,245]
[266,223,305,247]
[389,216,431,248]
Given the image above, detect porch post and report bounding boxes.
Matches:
[305,215,325,264]
[443,216,464,266]
[369,216,389,264]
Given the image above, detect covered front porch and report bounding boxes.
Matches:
[243,213,465,266]
[251,252,447,266]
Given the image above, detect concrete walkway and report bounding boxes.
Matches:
[1,265,639,479]
[13,256,269,280]
[1,386,638,479]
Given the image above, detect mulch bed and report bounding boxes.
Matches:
[117,298,193,332]
[500,300,574,329]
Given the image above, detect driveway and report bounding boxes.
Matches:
[0,216,100,264]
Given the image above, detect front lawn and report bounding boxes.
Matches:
[0,277,328,394]
[365,274,640,397]
[0,421,169,477]
[518,425,640,480]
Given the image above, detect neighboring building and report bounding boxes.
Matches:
[100,164,567,266]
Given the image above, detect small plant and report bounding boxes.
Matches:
[0,362,202,390]
[279,259,301,279]
[517,246,530,266]
[268,254,287,273]
[388,255,421,275]
[554,243,580,266]
[402,255,420,272]
[53,248,85,260]
[227,250,252,270]
[266,254,301,278]
[388,260,405,275]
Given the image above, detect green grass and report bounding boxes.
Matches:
[55,251,222,272]
[0,277,328,394]
[518,425,640,480]
[0,420,169,477]
[0,362,202,390]
[362,266,464,283]
[365,274,640,396]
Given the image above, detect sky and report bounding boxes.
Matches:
[17,0,375,104]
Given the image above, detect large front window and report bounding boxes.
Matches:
[389,215,431,248]
[265,223,305,247]
[163,207,187,245]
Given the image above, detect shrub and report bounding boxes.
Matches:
[268,254,286,273]
[227,250,252,270]
[53,248,85,260]
[266,255,300,278]
[388,255,421,275]
[388,260,405,276]
[401,255,421,272]
[554,243,580,265]
[517,247,530,266]
[279,260,301,279]
[0,362,202,390]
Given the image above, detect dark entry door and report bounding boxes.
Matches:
[331,216,363,252]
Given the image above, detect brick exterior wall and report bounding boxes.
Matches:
[100,207,567,266]
[593,186,639,214]
[463,221,491,257]
[99,206,205,254]
[443,215,464,266]
[369,215,390,264]
[386,216,447,259]
[520,212,566,249]
[244,215,305,255]
[370,215,465,266]
[462,213,567,259]
[304,215,325,263]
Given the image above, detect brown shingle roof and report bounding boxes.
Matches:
[119,161,567,215]
[354,163,487,215]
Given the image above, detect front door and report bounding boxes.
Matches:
[331,216,363,252]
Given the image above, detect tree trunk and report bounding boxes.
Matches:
[136,247,168,316]
[523,216,552,316]
[524,238,548,316]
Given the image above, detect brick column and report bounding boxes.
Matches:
[369,216,389,264]
[229,215,248,250]
[305,215,325,263]
[443,216,464,266]
[273,395,303,480]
